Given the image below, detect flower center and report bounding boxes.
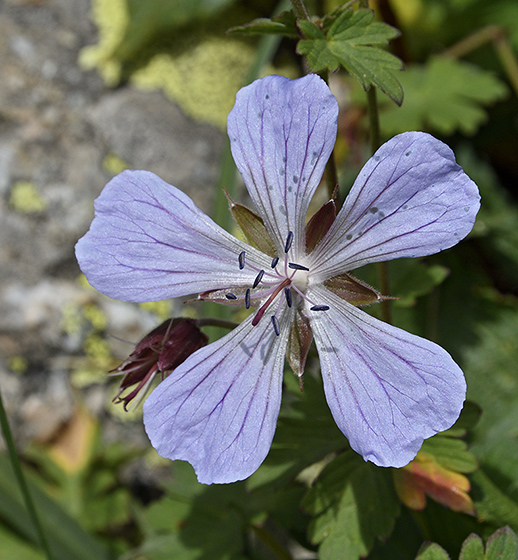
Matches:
[292,269,309,293]
[230,231,329,337]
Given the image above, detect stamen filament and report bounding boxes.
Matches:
[252,278,291,326]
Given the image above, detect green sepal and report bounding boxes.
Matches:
[297,8,403,106]
[228,10,298,38]
[305,198,337,253]
[324,272,382,306]
[286,310,313,378]
[226,193,276,256]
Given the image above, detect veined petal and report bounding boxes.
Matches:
[143,305,294,484]
[309,132,480,279]
[75,170,271,302]
[228,74,338,257]
[306,285,466,468]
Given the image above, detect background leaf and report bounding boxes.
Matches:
[297,8,403,104]
[303,452,400,560]
[380,57,508,136]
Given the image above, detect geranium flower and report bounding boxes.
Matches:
[75,74,480,484]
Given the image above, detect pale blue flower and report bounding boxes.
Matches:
[76,75,480,484]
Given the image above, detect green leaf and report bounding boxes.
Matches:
[247,373,346,490]
[485,526,518,560]
[141,462,248,560]
[389,259,450,307]
[459,534,484,560]
[380,57,508,136]
[471,470,518,531]
[420,436,478,474]
[228,10,298,38]
[297,8,403,105]
[415,542,451,560]
[0,523,45,560]
[461,310,518,501]
[0,453,112,560]
[303,452,400,560]
[116,0,237,61]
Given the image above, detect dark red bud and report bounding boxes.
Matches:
[111,318,208,410]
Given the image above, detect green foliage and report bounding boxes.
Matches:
[415,526,518,560]
[303,452,400,560]
[0,453,113,560]
[380,57,508,136]
[297,7,404,104]
[228,10,298,38]
[246,373,347,490]
[416,542,451,560]
[115,0,237,62]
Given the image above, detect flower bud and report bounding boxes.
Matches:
[111,318,208,410]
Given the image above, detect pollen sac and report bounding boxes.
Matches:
[112,318,208,409]
[324,273,382,306]
[305,198,337,253]
[286,311,313,378]
[226,194,276,256]
[198,287,247,305]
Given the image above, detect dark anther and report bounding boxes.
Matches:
[310,305,330,311]
[271,315,280,336]
[284,231,294,253]
[288,262,310,271]
[238,251,246,270]
[284,287,292,308]
[271,256,279,268]
[253,270,265,289]
[225,293,237,300]
[245,288,251,309]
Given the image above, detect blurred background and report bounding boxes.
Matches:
[0,0,517,558]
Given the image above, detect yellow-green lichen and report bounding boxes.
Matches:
[9,181,46,213]
[139,300,173,321]
[132,37,255,128]
[61,303,84,337]
[79,0,129,85]
[83,303,109,331]
[80,0,258,128]
[102,152,129,175]
[8,356,28,374]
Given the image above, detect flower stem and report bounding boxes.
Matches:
[0,388,54,560]
[290,0,310,21]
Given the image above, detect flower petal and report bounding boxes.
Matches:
[305,285,466,468]
[143,305,294,484]
[75,170,271,302]
[228,74,338,257]
[309,132,480,279]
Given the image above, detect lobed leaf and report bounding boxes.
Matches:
[303,452,400,560]
[381,57,508,136]
[297,8,403,105]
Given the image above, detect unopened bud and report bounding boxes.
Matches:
[111,318,208,410]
